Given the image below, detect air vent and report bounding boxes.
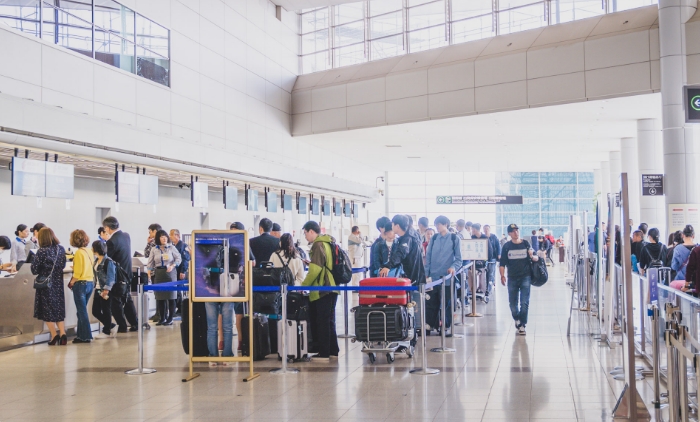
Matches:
[385,145,402,148]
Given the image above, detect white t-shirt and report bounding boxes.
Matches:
[269,251,306,286]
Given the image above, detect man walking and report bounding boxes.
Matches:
[499,224,538,336]
[102,216,138,332]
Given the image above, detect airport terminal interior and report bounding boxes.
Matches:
[2,0,700,420]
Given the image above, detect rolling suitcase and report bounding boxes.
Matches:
[359,278,411,305]
[180,298,209,357]
[240,315,271,361]
[277,319,309,362]
[354,304,410,342]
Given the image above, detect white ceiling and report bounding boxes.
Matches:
[299,93,662,173]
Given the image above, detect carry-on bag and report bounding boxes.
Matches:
[252,262,284,286]
[354,304,410,342]
[359,277,411,306]
[277,319,309,361]
[252,291,281,315]
[180,298,209,357]
[240,314,271,361]
[286,292,310,320]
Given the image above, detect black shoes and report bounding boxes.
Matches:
[72,338,91,344]
[129,326,138,332]
[48,335,60,345]
[161,320,173,326]
[59,334,67,345]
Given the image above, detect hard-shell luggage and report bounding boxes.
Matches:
[277,319,309,362]
[180,298,209,357]
[359,277,411,306]
[240,315,271,361]
[354,304,410,342]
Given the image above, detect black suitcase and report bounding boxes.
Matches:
[354,304,410,342]
[253,292,281,314]
[240,315,271,361]
[180,298,209,357]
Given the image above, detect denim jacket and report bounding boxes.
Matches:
[94,256,117,291]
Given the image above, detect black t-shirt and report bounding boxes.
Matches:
[499,240,532,279]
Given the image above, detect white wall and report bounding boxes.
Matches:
[0,0,382,197]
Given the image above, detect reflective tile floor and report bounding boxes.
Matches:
[0,266,658,421]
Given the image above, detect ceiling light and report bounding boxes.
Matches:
[385,145,402,148]
[407,156,421,159]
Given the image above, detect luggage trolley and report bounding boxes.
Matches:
[351,278,416,364]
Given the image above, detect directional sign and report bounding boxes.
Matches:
[641,174,663,196]
[436,195,523,205]
[685,86,700,123]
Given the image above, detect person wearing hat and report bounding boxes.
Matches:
[271,223,282,239]
[499,224,538,336]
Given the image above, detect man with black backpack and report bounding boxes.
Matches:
[424,216,462,335]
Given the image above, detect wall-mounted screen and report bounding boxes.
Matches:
[192,182,209,208]
[311,198,319,215]
[11,157,46,197]
[45,162,74,199]
[283,194,293,211]
[299,197,307,214]
[139,174,158,204]
[248,189,259,211]
[353,204,359,219]
[267,192,278,212]
[225,186,238,210]
[334,201,341,216]
[117,172,140,203]
[323,200,331,216]
[344,203,351,217]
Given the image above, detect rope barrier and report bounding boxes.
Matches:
[143,280,189,292]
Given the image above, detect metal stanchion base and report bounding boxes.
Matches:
[182,373,200,382]
[338,334,355,339]
[410,367,440,375]
[466,313,483,318]
[430,347,456,353]
[612,372,644,381]
[125,368,156,375]
[270,368,300,374]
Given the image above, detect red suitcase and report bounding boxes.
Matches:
[359,278,411,305]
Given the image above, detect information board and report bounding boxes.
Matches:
[11,157,46,197]
[460,238,489,260]
[647,268,659,303]
[283,194,293,211]
[267,192,278,212]
[685,85,700,123]
[224,186,238,210]
[117,172,140,203]
[191,231,248,301]
[436,195,523,205]
[298,196,307,214]
[247,189,259,211]
[45,162,74,199]
[642,174,663,196]
[668,204,700,233]
[192,182,209,208]
[139,174,158,204]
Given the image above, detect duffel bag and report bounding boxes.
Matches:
[253,292,281,315]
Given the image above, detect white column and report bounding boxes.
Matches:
[637,119,666,231]
[601,161,610,224]
[594,169,602,199]
[609,151,621,195]
[620,137,641,227]
[659,0,699,234]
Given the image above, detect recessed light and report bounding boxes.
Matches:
[407,156,421,159]
[385,145,402,148]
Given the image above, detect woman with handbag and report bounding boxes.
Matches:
[147,230,181,326]
[31,227,67,346]
[68,230,95,344]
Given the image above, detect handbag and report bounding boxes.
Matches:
[530,256,549,287]
[34,246,58,290]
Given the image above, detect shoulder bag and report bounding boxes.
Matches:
[34,246,58,290]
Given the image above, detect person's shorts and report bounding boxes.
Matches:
[234,302,243,315]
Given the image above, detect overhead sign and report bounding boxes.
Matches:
[641,174,663,196]
[436,195,523,205]
[45,162,74,199]
[685,86,700,123]
[460,238,489,261]
[11,157,46,197]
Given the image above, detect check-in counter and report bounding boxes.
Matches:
[0,263,99,350]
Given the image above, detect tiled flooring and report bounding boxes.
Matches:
[0,266,658,421]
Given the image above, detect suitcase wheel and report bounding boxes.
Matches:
[368,353,376,364]
[386,353,395,364]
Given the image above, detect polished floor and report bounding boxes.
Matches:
[0,266,657,421]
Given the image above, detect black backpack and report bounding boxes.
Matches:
[328,242,353,285]
[275,252,295,286]
[646,247,664,269]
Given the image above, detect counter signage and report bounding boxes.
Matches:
[641,174,663,196]
[460,238,489,261]
[192,182,209,208]
[224,186,238,210]
[334,200,342,216]
[647,268,658,303]
[267,192,278,212]
[298,196,307,214]
[11,157,46,197]
[247,189,259,211]
[139,174,158,204]
[283,194,293,211]
[45,162,74,199]
[323,200,331,216]
[436,195,523,205]
[311,198,319,215]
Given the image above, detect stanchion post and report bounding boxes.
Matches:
[466,264,482,318]
[338,289,353,339]
[431,277,456,353]
[650,305,663,409]
[461,266,467,325]
[271,283,299,374]
[449,274,465,336]
[125,280,156,375]
[410,283,440,375]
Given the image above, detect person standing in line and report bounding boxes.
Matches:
[500,234,508,248]
[91,241,117,340]
[423,228,435,255]
[639,228,668,275]
[97,227,110,246]
[102,216,138,332]
[144,224,161,258]
[301,221,339,361]
[25,223,45,256]
[483,224,502,289]
[10,224,30,271]
[455,220,469,240]
[670,225,695,289]
[249,218,280,262]
[270,233,306,285]
[271,223,283,239]
[369,217,391,277]
[499,224,537,336]
[31,227,68,345]
[424,216,461,336]
[68,230,94,344]
[376,221,398,276]
[417,217,430,243]
[147,230,181,326]
[230,222,254,354]
[348,226,370,286]
[170,229,190,317]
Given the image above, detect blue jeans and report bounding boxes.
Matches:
[507,276,531,327]
[72,282,94,341]
[205,302,234,357]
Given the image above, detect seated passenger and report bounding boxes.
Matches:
[269,233,305,285]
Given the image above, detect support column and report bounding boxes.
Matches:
[601,161,610,225]
[638,119,666,231]
[659,0,699,235]
[609,151,621,195]
[620,138,641,228]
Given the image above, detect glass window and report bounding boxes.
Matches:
[540,172,576,184]
[409,24,447,53]
[452,14,494,44]
[301,7,328,34]
[370,0,402,16]
[370,10,403,39]
[499,2,547,35]
[137,45,169,86]
[301,50,331,74]
[540,185,576,198]
[0,0,40,36]
[334,2,363,25]
[452,0,492,20]
[95,28,134,72]
[136,14,169,58]
[552,0,604,24]
[334,20,364,48]
[370,33,404,60]
[407,0,445,31]
[302,29,329,55]
[333,42,366,67]
[614,0,658,12]
[94,0,134,43]
[42,3,92,57]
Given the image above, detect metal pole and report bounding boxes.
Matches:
[678,330,689,422]
[271,283,299,374]
[466,264,482,318]
[431,278,455,353]
[338,289,353,339]
[410,284,440,375]
[125,282,156,375]
[666,328,678,422]
[449,273,465,336]
[639,277,646,354]
[650,305,663,409]
[461,267,467,325]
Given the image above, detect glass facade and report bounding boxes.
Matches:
[299,0,658,74]
[0,0,169,87]
[387,171,594,238]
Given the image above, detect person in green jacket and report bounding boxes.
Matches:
[301,221,339,361]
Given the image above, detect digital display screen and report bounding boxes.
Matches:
[267,192,278,212]
[334,201,342,216]
[311,198,319,215]
[299,197,307,214]
[344,203,351,217]
[192,182,209,208]
[225,186,238,210]
[248,189,259,211]
[192,231,248,301]
[139,174,158,204]
[323,200,331,216]
[283,194,293,211]
[12,157,46,197]
[117,172,140,203]
[45,162,74,199]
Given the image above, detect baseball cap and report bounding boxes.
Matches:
[272,223,281,231]
[507,224,519,233]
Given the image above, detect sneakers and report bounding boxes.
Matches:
[95,332,112,340]
[517,326,526,336]
[514,320,520,330]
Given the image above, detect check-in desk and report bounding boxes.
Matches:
[0,263,99,350]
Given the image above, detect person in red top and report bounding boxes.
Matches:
[422,228,434,256]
